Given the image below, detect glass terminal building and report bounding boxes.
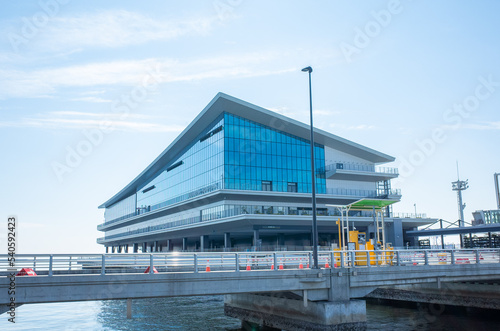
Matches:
[97,93,433,253]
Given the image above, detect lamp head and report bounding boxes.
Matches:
[301,66,312,73]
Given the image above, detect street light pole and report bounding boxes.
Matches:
[302,66,318,269]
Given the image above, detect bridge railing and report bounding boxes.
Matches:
[1,249,499,276]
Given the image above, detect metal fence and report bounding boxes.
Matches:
[2,249,499,276]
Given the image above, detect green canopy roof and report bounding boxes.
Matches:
[347,198,398,210]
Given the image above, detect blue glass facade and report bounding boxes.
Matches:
[135,115,225,213]
[104,112,326,224]
[223,113,326,194]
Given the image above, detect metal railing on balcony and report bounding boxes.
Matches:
[325,162,398,175]
[392,212,428,219]
[326,188,401,198]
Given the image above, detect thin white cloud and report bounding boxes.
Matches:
[314,109,341,116]
[0,53,296,99]
[460,122,500,130]
[329,123,376,130]
[0,112,183,133]
[70,96,112,103]
[7,10,218,52]
[266,107,341,120]
[49,111,152,120]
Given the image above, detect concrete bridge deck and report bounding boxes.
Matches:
[2,249,500,330]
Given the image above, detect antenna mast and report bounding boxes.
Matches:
[452,163,468,228]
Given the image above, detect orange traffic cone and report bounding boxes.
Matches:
[299,263,303,269]
[206,260,211,272]
[246,260,251,270]
[325,262,330,268]
[271,264,274,270]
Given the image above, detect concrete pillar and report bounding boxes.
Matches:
[127,298,132,319]
[182,238,188,251]
[133,243,138,253]
[111,246,115,253]
[154,241,158,252]
[150,243,154,252]
[142,242,147,253]
[253,229,260,248]
[166,239,171,252]
[224,233,231,251]
[117,246,122,253]
[105,246,109,253]
[125,244,129,253]
[224,292,366,330]
[200,235,209,252]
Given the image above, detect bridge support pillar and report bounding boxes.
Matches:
[224,293,366,330]
[142,242,147,252]
[125,244,128,253]
[182,238,187,251]
[105,246,109,253]
[133,243,138,253]
[126,298,132,319]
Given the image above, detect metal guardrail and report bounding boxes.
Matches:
[325,163,399,175]
[2,249,499,276]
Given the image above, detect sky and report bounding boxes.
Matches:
[1,0,499,253]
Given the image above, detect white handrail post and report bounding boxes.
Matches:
[330,252,334,268]
[350,251,355,268]
[424,251,429,265]
[475,250,480,264]
[149,254,154,274]
[396,251,400,266]
[451,250,455,265]
[235,253,239,272]
[366,251,371,268]
[69,256,72,271]
[101,255,105,275]
[340,251,345,268]
[194,254,198,273]
[49,255,53,276]
[273,253,277,271]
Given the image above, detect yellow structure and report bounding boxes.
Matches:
[331,199,397,266]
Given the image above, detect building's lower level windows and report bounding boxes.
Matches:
[262,180,272,191]
[287,182,297,192]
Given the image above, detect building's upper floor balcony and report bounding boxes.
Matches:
[325,162,399,182]
[325,187,401,199]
